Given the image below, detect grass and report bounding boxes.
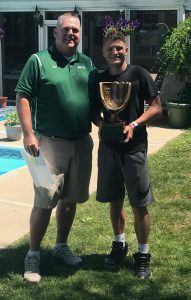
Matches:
[0,130,191,299]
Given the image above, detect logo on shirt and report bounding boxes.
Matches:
[52,66,58,68]
[76,65,86,70]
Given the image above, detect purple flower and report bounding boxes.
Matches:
[104,16,115,28]
[103,15,140,37]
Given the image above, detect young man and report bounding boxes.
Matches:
[93,31,162,279]
[15,12,95,283]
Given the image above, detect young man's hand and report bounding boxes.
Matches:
[123,124,134,143]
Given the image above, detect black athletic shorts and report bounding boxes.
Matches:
[96,142,154,208]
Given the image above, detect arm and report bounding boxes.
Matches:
[90,72,103,136]
[16,92,39,156]
[91,108,103,140]
[123,95,162,143]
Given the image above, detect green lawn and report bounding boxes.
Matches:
[0,130,191,300]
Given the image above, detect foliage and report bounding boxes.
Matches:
[168,81,191,104]
[154,17,191,76]
[4,109,20,126]
[0,130,191,299]
[175,81,191,104]
[103,15,140,38]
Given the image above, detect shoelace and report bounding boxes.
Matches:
[25,256,40,272]
[60,245,76,258]
[110,244,124,257]
[136,258,149,272]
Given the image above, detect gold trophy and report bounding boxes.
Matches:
[99,81,131,141]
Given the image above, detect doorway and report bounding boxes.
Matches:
[2,12,37,98]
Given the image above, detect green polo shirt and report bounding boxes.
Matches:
[15,45,96,138]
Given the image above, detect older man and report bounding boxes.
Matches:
[15,12,95,283]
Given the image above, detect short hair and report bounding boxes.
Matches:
[57,12,81,28]
[102,31,126,45]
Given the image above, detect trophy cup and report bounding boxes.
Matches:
[99,81,131,141]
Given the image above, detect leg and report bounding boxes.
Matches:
[30,207,52,250]
[105,199,128,268]
[96,142,127,268]
[52,201,82,265]
[24,207,52,283]
[110,199,126,235]
[53,136,92,266]
[56,200,76,243]
[132,206,152,279]
[121,151,154,229]
[132,206,150,245]
[120,151,154,279]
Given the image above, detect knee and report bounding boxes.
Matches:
[58,200,76,212]
[133,206,149,219]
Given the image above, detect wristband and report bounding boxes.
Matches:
[130,121,139,129]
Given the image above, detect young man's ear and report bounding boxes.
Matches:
[102,47,106,58]
[125,47,129,55]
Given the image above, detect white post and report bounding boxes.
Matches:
[0,39,3,96]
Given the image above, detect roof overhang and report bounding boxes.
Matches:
[0,0,186,12]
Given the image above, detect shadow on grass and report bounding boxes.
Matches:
[0,243,29,278]
[0,243,133,278]
[0,243,81,279]
[0,244,190,300]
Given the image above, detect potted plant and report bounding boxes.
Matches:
[0,96,8,108]
[168,82,191,128]
[4,109,22,140]
[153,17,191,124]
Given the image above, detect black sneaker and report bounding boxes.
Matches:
[104,241,128,268]
[133,252,152,279]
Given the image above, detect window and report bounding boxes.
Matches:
[130,10,177,71]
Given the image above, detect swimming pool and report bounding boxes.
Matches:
[0,145,26,175]
[0,106,16,121]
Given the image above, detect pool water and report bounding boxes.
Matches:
[0,106,16,121]
[0,146,26,175]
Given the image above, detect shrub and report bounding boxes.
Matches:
[154,17,191,76]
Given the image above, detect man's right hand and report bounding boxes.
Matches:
[23,133,39,157]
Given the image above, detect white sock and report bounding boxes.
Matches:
[114,233,125,247]
[28,250,40,258]
[138,243,149,254]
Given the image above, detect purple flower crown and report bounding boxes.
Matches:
[0,22,7,39]
[103,15,140,37]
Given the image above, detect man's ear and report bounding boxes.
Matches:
[53,28,57,38]
[125,47,129,55]
[102,47,106,58]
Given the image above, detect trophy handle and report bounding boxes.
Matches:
[117,82,131,113]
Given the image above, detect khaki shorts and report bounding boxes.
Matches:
[34,134,93,209]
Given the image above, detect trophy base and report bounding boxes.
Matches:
[101,122,125,141]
